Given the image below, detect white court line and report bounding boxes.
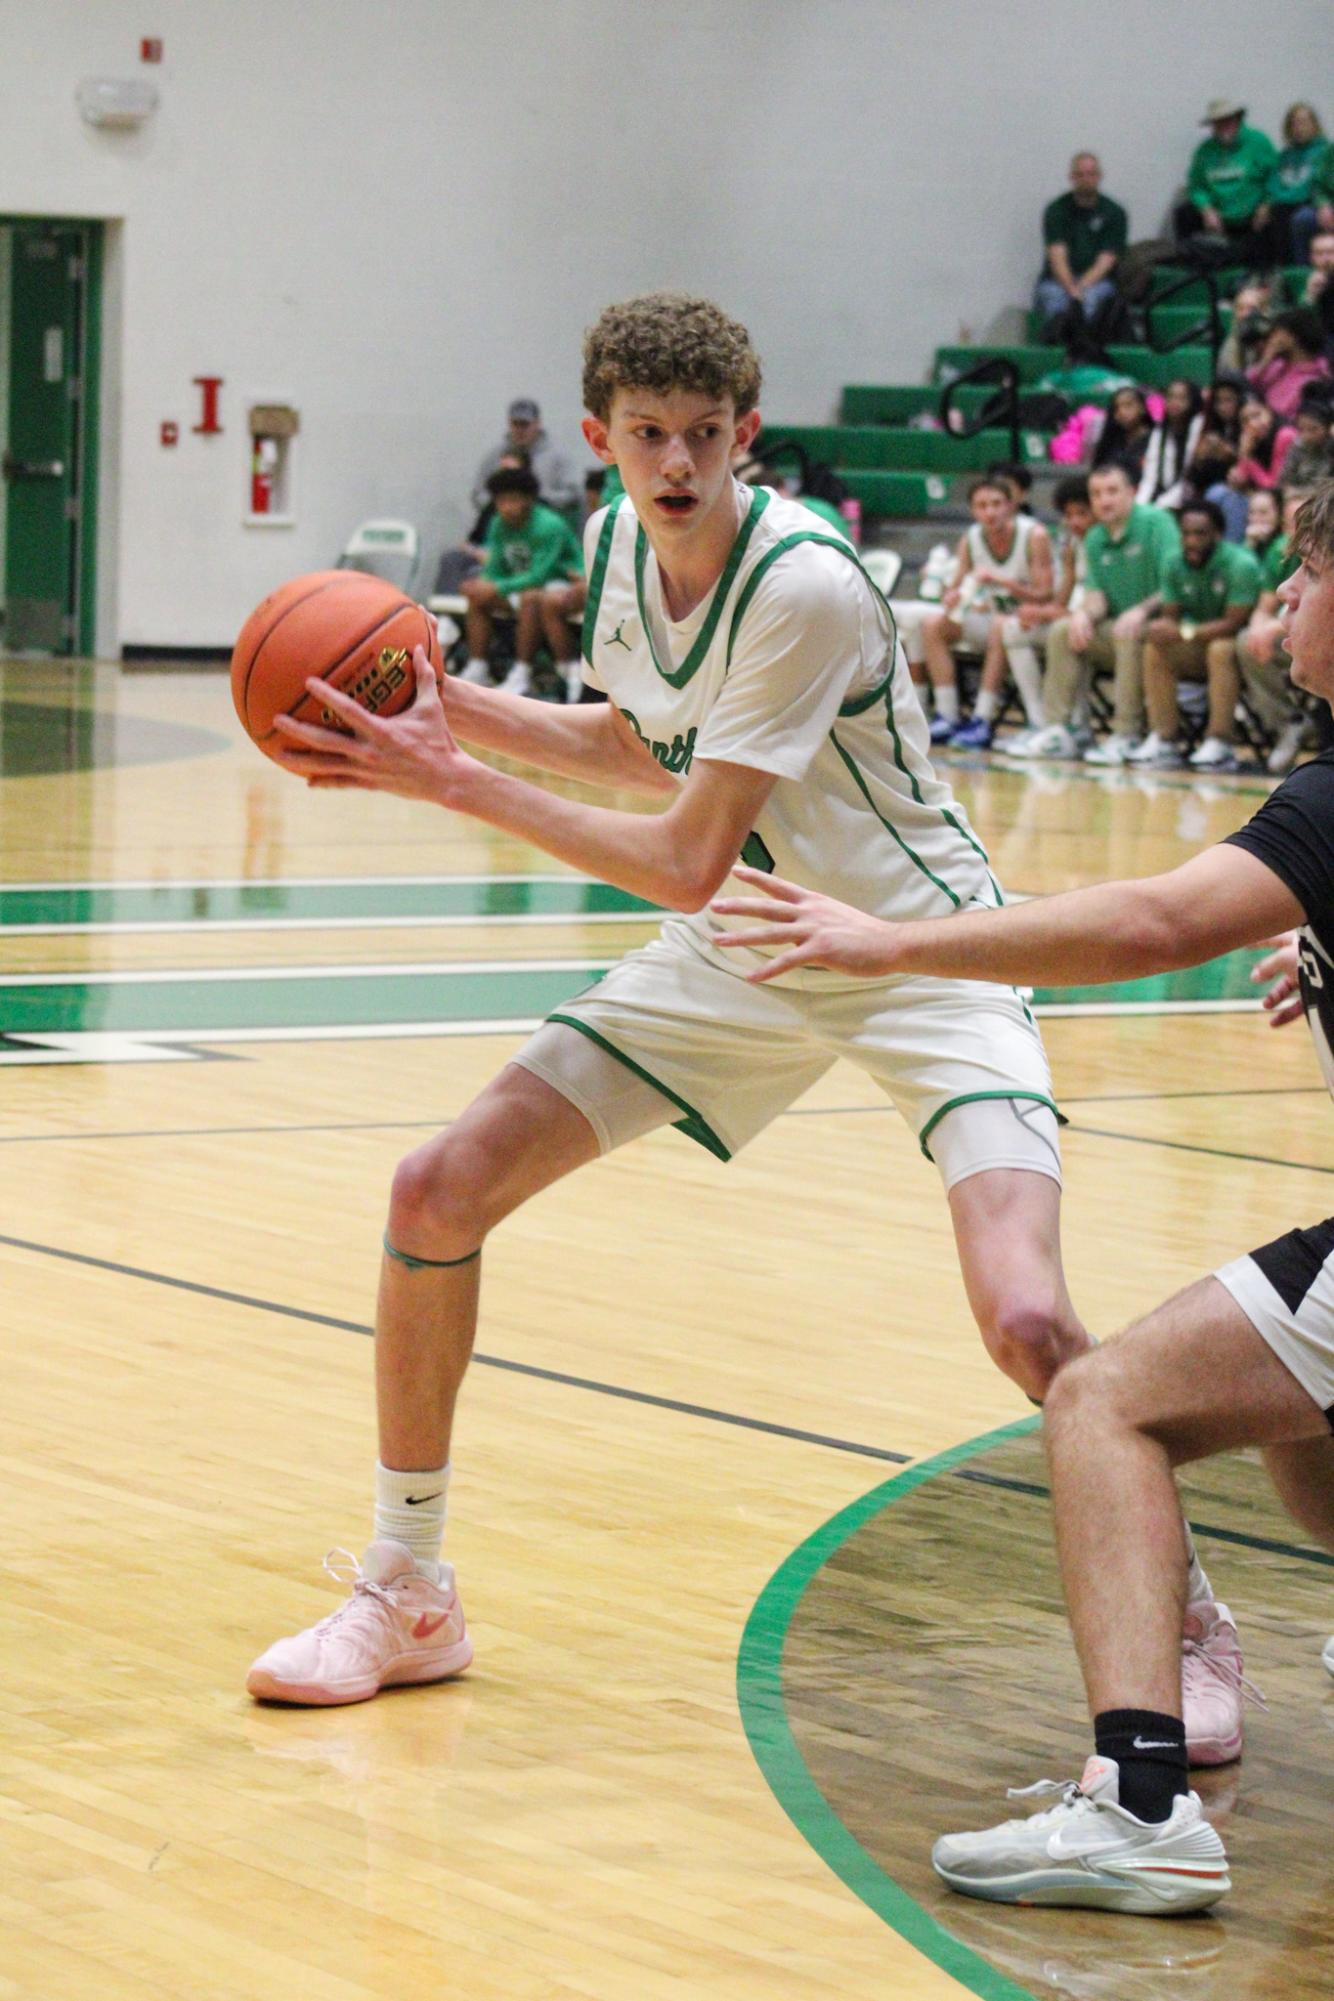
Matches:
[0,911,657,938]
[0,957,607,988]
[0,871,602,892]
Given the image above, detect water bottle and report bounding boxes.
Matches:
[838,495,862,546]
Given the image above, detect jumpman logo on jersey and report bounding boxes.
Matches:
[605,618,633,651]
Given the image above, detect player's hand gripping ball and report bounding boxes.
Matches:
[231,570,443,762]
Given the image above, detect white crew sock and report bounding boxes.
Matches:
[1184,1526,1214,1608]
[974,688,999,723]
[375,1460,450,1576]
[1005,641,1046,726]
[933,684,959,722]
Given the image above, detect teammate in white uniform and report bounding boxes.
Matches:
[919,479,1053,751]
[711,482,1334,1916]
[246,293,1090,1708]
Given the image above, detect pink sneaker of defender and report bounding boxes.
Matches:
[247,1541,472,1706]
[1182,1599,1263,1766]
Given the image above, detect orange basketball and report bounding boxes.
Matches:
[231,569,443,762]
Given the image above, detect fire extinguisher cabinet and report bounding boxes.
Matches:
[245,402,299,524]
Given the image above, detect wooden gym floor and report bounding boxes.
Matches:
[1,657,1331,2001]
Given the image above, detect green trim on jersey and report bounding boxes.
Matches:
[828,733,964,909]
[581,500,625,667]
[546,1011,732,1162]
[917,1089,1061,1163]
[633,484,771,689]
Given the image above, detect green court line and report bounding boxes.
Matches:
[0,962,610,1034]
[737,1418,1042,2001]
[0,945,1268,1038]
[0,876,659,932]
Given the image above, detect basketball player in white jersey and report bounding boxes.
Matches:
[245,295,1189,1720]
[920,476,1054,750]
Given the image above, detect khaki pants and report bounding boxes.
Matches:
[1238,630,1301,734]
[1043,617,1145,736]
[1143,635,1238,743]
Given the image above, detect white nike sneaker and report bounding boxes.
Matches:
[562,663,585,705]
[1083,732,1140,767]
[501,661,534,696]
[931,1755,1229,1915]
[456,659,494,686]
[1323,1634,1334,1678]
[1007,722,1081,760]
[246,1541,472,1706]
[1127,731,1186,769]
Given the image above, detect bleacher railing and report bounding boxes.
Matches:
[1143,264,1222,376]
[937,357,1021,464]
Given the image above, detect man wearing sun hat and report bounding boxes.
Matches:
[1177,98,1279,264]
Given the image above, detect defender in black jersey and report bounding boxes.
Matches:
[712,483,1334,1913]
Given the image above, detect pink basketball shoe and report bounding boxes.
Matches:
[247,1541,472,1705]
[1182,1600,1263,1766]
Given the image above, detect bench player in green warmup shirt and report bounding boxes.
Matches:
[458,465,584,691]
[1132,498,1262,770]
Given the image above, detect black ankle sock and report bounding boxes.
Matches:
[1093,1708,1189,1824]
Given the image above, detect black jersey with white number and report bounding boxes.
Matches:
[1225,752,1334,1097]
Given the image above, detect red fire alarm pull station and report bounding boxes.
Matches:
[141,38,163,62]
[160,421,179,447]
[192,377,223,435]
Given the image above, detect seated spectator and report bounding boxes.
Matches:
[1302,230,1334,352]
[1216,273,1278,374]
[1091,385,1154,484]
[917,476,1054,748]
[1176,99,1277,266]
[433,448,531,601]
[1034,152,1128,343]
[1311,140,1334,255]
[471,397,578,514]
[1185,371,1247,492]
[1010,458,1181,764]
[1240,486,1308,771]
[520,470,612,712]
[1137,378,1205,509]
[997,476,1096,747]
[1243,483,1285,572]
[456,467,583,689]
[986,461,1036,515]
[1206,393,1296,539]
[1130,497,1261,770]
[1278,389,1334,489]
[1037,329,1135,403]
[1268,102,1330,265]
[1246,307,1332,420]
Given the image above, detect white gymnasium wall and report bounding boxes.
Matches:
[0,0,1329,650]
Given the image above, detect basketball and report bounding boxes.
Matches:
[231,569,443,761]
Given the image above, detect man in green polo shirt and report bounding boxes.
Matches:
[1012,461,1180,764]
[1241,489,1307,773]
[1130,498,1261,771]
[1178,97,1278,265]
[1034,152,1128,341]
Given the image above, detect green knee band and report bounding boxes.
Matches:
[382,1233,481,1273]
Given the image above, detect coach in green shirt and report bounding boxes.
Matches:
[1023,461,1180,763]
[1034,152,1127,339]
[1137,497,1261,769]
[1180,98,1277,264]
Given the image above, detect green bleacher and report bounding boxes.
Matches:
[762,260,1268,523]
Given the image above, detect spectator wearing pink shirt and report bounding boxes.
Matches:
[1246,308,1331,420]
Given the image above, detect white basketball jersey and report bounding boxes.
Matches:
[963,513,1039,613]
[580,482,1002,986]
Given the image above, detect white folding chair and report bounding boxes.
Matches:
[336,518,420,593]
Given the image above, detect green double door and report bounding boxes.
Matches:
[1,219,100,655]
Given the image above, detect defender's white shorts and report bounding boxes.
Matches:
[1216,1220,1334,1424]
[512,921,1061,1193]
